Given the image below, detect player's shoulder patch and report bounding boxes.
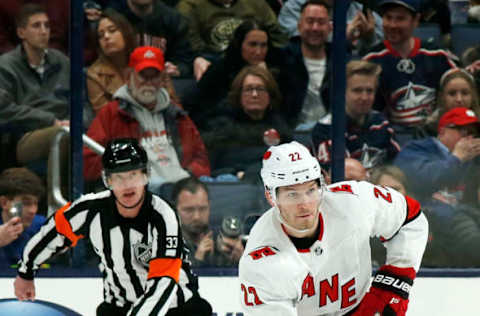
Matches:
[247,245,280,261]
[241,244,293,283]
[328,180,362,195]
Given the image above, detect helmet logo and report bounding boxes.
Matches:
[263,151,272,160]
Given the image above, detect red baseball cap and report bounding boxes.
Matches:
[438,107,480,132]
[129,46,165,72]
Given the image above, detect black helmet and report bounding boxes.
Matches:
[102,138,148,175]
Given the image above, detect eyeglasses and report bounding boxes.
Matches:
[242,86,268,96]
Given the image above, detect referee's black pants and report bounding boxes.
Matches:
[96,296,212,316]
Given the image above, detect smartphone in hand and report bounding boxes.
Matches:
[8,202,23,219]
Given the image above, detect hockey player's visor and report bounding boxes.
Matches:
[276,187,321,206]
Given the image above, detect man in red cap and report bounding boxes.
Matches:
[83,46,211,192]
[394,107,480,204]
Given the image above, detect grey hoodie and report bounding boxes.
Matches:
[113,85,190,184]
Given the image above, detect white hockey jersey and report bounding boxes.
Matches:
[238,180,428,316]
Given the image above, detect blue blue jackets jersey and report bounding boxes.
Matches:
[0,214,46,265]
[312,111,400,169]
[364,38,455,127]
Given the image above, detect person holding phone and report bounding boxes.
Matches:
[0,168,45,265]
[172,177,245,267]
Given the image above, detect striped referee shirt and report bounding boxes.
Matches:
[18,190,197,315]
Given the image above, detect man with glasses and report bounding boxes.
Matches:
[395,107,480,204]
[83,46,210,194]
[14,138,212,316]
[172,176,244,267]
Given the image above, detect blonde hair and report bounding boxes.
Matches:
[369,165,409,193]
[438,68,480,114]
[346,60,382,81]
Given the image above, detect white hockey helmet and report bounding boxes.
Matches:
[260,141,324,201]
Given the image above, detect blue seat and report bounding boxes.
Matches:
[451,24,480,57]
[413,23,442,47]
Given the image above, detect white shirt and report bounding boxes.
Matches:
[298,57,327,128]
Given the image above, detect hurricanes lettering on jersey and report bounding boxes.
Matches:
[300,273,358,308]
[341,278,357,308]
[301,274,315,299]
[320,274,339,307]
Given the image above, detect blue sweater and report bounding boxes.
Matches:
[0,214,46,265]
[394,137,473,201]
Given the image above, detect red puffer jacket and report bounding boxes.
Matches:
[83,99,210,181]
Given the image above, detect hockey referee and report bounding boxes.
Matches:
[13,138,212,316]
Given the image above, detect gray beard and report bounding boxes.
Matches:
[129,76,157,105]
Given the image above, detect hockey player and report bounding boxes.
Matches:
[239,141,428,315]
[13,138,212,316]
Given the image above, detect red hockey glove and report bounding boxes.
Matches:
[352,265,416,316]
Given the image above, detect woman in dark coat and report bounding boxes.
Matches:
[192,19,284,127]
[202,65,292,183]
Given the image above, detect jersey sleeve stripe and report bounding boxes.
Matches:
[404,195,421,225]
[148,257,182,282]
[380,195,422,243]
[54,202,84,247]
